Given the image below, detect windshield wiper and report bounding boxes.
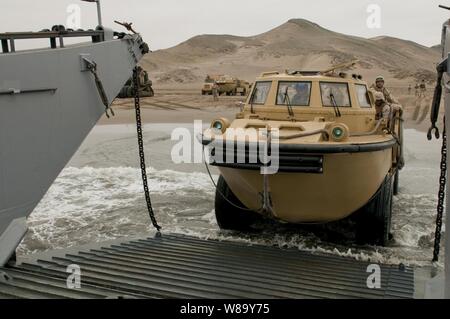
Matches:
[283,87,294,117]
[250,87,258,114]
[329,92,342,117]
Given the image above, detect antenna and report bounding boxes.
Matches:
[439,5,450,10]
[81,0,103,27]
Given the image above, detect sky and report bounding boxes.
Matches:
[1,0,450,50]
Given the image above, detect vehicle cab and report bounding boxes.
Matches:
[237,70,377,133]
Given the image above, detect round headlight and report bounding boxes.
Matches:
[332,127,344,139]
[210,118,230,133]
[212,121,223,131]
[328,123,349,142]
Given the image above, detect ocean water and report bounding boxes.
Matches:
[17,124,446,268]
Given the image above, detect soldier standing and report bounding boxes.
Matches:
[415,83,420,97]
[408,84,412,95]
[419,80,427,98]
[212,81,219,102]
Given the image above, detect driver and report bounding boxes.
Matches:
[291,83,309,105]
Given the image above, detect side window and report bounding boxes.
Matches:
[249,81,272,105]
[320,82,351,107]
[276,81,312,106]
[355,84,371,108]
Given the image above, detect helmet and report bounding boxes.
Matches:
[375,76,385,82]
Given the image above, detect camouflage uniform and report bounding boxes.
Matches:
[419,81,426,98]
[370,77,402,120]
[370,84,398,104]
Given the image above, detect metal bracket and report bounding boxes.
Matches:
[79,53,92,72]
[79,54,114,118]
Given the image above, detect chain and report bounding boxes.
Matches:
[433,117,446,262]
[133,67,161,232]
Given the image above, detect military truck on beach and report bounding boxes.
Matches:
[201,74,250,96]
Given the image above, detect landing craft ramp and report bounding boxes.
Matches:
[0,234,414,299]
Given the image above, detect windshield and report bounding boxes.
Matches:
[355,84,371,108]
[276,81,311,106]
[250,81,271,104]
[320,82,351,107]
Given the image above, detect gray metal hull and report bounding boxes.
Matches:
[0,34,145,264]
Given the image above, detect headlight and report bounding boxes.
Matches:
[332,127,344,138]
[212,121,223,131]
[328,123,349,142]
[210,118,230,133]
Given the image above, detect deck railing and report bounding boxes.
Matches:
[0,29,107,53]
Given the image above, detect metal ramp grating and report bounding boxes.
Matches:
[0,234,414,299]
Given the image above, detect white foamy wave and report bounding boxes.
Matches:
[18,166,218,255]
[18,167,444,268]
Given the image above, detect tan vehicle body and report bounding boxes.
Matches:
[202,82,215,95]
[216,76,250,96]
[202,74,250,96]
[203,70,403,225]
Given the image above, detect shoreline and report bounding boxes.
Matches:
[98,93,437,134]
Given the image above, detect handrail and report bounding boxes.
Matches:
[0,29,107,53]
[0,30,103,40]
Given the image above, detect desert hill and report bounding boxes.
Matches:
[141,19,440,87]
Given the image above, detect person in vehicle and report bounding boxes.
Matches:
[373,91,402,121]
[370,76,398,104]
[370,76,402,120]
[291,83,309,105]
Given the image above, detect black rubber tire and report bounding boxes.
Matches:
[215,176,261,231]
[355,175,393,246]
[393,170,399,196]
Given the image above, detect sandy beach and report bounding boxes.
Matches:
[99,88,438,134]
[99,90,243,125]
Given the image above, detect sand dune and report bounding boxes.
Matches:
[141,19,440,88]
